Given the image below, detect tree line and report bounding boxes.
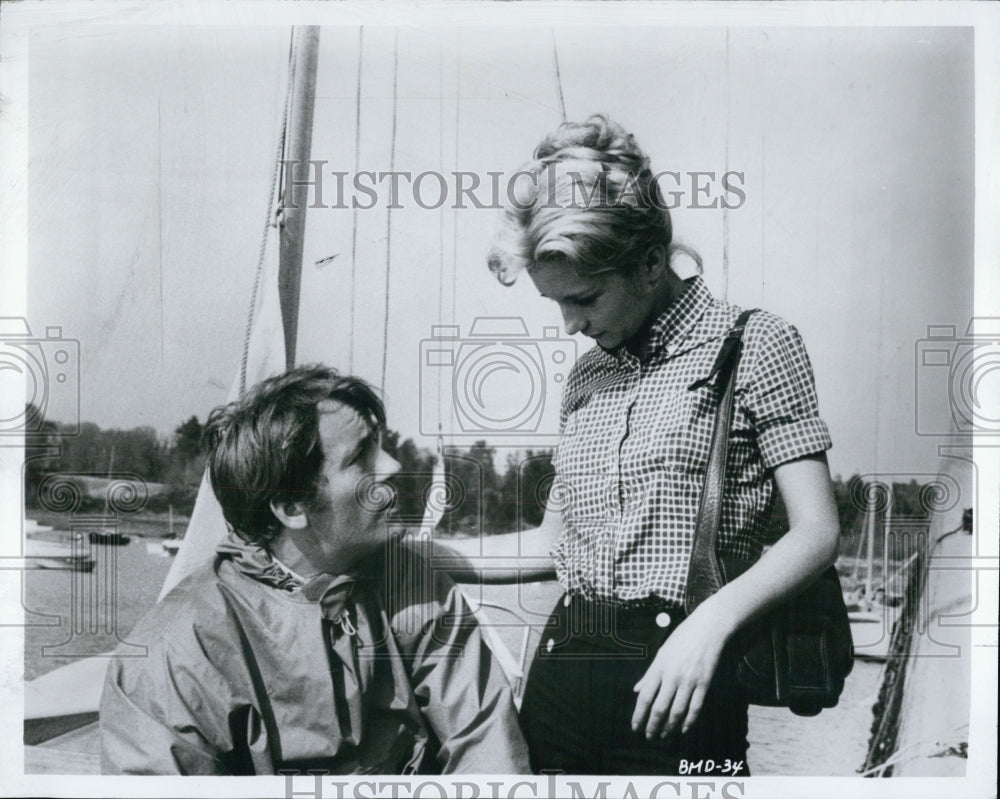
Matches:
[23,405,207,513]
[24,405,932,544]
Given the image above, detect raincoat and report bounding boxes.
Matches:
[100,533,529,774]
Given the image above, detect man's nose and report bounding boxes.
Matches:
[375,448,401,478]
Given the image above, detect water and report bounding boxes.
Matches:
[747,661,882,775]
[23,517,175,681]
[23,520,884,775]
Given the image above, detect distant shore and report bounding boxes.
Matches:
[24,509,190,540]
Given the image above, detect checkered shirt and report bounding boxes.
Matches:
[551,275,832,606]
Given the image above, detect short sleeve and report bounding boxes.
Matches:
[740,315,832,469]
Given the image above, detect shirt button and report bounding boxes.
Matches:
[563,594,572,607]
[655,612,672,629]
[546,638,555,653]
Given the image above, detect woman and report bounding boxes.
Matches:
[480,114,840,775]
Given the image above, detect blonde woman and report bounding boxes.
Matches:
[470,114,839,775]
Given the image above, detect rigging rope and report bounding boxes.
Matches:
[380,29,400,393]
[240,29,296,397]
[551,29,567,122]
[437,49,445,436]
[451,37,460,329]
[424,47,451,538]
[722,28,730,300]
[348,27,364,373]
[439,35,464,535]
[858,722,969,777]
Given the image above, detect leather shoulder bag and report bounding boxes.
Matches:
[684,309,853,717]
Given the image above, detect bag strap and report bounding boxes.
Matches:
[684,309,757,614]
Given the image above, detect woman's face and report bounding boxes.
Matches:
[528,259,654,351]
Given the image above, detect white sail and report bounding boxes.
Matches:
[158,27,318,599]
[158,229,287,599]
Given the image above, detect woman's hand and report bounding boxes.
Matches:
[413,494,563,583]
[630,453,840,740]
[630,602,735,740]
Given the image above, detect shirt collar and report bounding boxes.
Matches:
[602,275,713,366]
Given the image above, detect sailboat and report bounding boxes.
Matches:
[161,505,181,555]
[87,444,132,546]
[23,27,321,771]
[23,519,96,572]
[845,480,907,661]
[24,533,96,573]
[22,25,547,770]
[860,454,975,777]
[18,23,981,783]
[22,26,570,772]
[144,505,181,556]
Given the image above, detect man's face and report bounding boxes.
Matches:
[304,400,402,566]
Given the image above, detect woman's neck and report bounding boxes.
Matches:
[624,271,687,358]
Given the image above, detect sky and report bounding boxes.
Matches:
[6,14,985,482]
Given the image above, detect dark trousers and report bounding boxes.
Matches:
[519,594,750,776]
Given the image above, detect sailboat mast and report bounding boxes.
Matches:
[883,483,893,592]
[278,26,321,369]
[158,26,321,602]
[865,480,876,603]
[103,439,116,518]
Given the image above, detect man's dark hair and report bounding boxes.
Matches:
[202,364,386,545]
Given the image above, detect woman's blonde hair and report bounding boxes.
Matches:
[488,114,697,285]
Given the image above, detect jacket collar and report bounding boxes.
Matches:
[216,529,359,622]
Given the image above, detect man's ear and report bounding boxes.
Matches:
[270,498,309,530]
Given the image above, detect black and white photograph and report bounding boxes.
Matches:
[1,2,997,797]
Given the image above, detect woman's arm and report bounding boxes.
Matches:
[407,499,562,583]
[631,452,839,739]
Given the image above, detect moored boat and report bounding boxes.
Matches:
[842,481,917,661]
[161,538,181,555]
[87,531,131,546]
[24,536,96,573]
[862,453,974,777]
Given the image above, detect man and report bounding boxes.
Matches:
[100,365,529,774]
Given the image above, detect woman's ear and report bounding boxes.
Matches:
[270,498,309,530]
[646,244,669,278]
[633,244,669,291]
